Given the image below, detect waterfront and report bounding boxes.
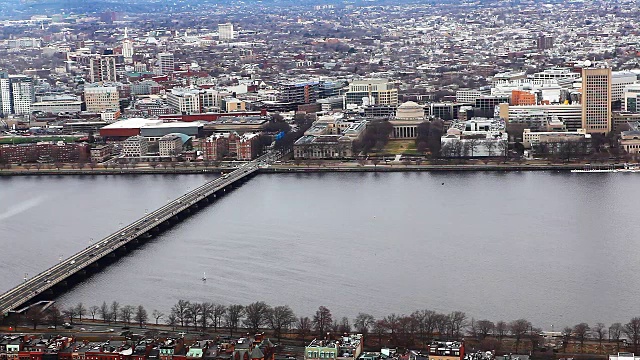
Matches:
[2,172,640,328]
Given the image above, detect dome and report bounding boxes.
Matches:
[395,101,425,120]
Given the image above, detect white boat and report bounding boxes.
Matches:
[202,272,207,281]
[571,163,640,173]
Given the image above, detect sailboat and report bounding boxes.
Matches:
[202,272,207,281]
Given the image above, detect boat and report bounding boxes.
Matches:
[202,272,206,281]
[571,163,640,173]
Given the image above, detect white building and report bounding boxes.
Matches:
[501,103,584,131]
[219,23,235,40]
[122,28,134,63]
[157,53,174,75]
[456,89,489,103]
[167,88,201,114]
[32,95,82,113]
[84,86,119,113]
[624,84,640,113]
[122,135,149,157]
[522,128,589,148]
[441,119,508,157]
[612,72,638,102]
[0,74,34,115]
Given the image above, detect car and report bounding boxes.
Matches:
[107,328,114,332]
[48,325,56,329]
[70,260,75,265]
[122,326,130,330]
[80,328,86,331]
[88,253,95,257]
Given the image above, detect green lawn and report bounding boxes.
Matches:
[0,136,82,145]
[380,140,420,154]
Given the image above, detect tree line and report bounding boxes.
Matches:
[15,301,640,354]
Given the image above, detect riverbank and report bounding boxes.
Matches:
[0,162,608,176]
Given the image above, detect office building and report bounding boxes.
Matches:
[90,55,118,83]
[159,134,184,157]
[500,103,583,131]
[0,74,35,115]
[84,86,119,113]
[167,88,201,114]
[345,79,398,106]
[122,135,149,157]
[612,72,637,102]
[279,81,319,105]
[581,67,612,133]
[219,23,235,40]
[537,34,554,50]
[624,84,640,113]
[157,53,174,75]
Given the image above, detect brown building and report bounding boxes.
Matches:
[0,142,89,163]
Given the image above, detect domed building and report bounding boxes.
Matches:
[395,101,425,120]
[390,101,427,139]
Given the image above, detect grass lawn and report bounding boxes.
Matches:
[0,136,81,145]
[380,140,421,155]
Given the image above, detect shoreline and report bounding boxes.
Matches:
[0,162,612,176]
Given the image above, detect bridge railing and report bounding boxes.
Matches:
[0,153,279,315]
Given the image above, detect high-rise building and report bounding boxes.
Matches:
[581,67,612,133]
[218,23,234,41]
[122,28,134,64]
[344,79,398,107]
[0,73,34,115]
[89,55,118,83]
[84,86,119,113]
[536,34,554,50]
[157,53,174,75]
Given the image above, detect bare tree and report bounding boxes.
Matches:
[268,305,296,342]
[476,320,495,339]
[134,305,148,328]
[152,310,164,325]
[100,302,111,323]
[89,306,99,321]
[244,301,271,333]
[593,322,606,348]
[75,303,86,322]
[313,306,333,336]
[625,318,640,353]
[573,323,590,351]
[46,304,63,329]
[562,326,572,353]
[26,307,45,330]
[373,320,387,346]
[186,302,201,331]
[297,316,312,345]
[509,319,531,353]
[225,304,245,337]
[610,323,623,352]
[62,307,77,325]
[210,304,226,332]
[448,311,467,338]
[171,300,190,327]
[496,321,508,342]
[120,305,134,324]
[339,317,351,334]
[111,301,120,323]
[354,313,375,335]
[199,302,214,330]
[167,311,178,330]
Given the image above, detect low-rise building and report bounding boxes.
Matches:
[427,341,464,360]
[522,128,590,149]
[620,130,640,154]
[441,119,508,157]
[294,134,353,159]
[304,335,362,360]
[122,135,149,157]
[203,132,236,160]
[90,144,114,162]
[159,134,184,157]
[236,133,261,160]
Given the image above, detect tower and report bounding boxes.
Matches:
[581,65,612,134]
[157,53,174,75]
[122,27,134,63]
[218,23,234,41]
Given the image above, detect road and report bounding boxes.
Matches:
[0,151,281,316]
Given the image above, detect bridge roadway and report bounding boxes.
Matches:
[0,152,281,316]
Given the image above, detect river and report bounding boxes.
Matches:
[1,171,638,329]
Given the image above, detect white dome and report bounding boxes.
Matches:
[395,101,425,120]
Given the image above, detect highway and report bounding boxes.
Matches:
[0,151,281,316]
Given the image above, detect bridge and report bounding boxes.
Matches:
[0,151,282,317]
